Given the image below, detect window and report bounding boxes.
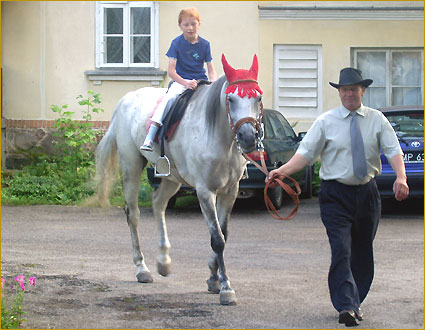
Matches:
[273,45,322,118]
[96,1,158,68]
[353,48,424,108]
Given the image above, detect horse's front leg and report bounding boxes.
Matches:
[207,184,239,297]
[197,187,237,305]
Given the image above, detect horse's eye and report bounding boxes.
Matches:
[257,95,262,103]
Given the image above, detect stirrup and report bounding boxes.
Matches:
[154,155,171,177]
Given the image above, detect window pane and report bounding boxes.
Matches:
[392,87,422,106]
[357,52,386,86]
[104,8,123,34]
[392,52,421,86]
[131,36,150,63]
[363,87,386,109]
[131,7,151,34]
[104,37,123,63]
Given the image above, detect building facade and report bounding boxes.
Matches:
[1,1,423,169]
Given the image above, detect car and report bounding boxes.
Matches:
[147,109,314,209]
[375,105,424,198]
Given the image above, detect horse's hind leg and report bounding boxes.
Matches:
[120,151,152,283]
[152,178,181,276]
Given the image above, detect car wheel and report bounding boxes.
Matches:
[266,185,283,210]
[300,166,313,199]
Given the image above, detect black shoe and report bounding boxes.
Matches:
[339,310,359,327]
[355,308,364,321]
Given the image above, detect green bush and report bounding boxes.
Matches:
[1,91,155,207]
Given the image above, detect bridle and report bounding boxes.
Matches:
[225,79,301,220]
[225,79,263,138]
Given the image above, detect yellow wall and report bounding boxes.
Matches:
[259,19,424,116]
[1,1,423,129]
[2,2,42,119]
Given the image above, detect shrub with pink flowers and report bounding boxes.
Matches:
[1,275,36,329]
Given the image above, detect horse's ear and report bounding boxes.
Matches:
[221,54,236,81]
[249,54,259,80]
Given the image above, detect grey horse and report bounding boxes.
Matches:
[93,54,263,305]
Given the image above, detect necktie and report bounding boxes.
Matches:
[350,112,367,179]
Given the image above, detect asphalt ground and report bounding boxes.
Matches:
[1,197,423,329]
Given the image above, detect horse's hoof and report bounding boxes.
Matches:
[206,279,220,294]
[136,270,153,283]
[219,289,237,305]
[157,261,171,277]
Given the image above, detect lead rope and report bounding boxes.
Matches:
[241,151,301,220]
[225,83,301,220]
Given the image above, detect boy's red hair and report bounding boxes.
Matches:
[178,7,201,24]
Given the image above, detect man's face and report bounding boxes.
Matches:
[338,85,365,111]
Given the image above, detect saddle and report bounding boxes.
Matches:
[156,80,211,157]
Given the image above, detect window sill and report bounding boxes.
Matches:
[84,68,167,86]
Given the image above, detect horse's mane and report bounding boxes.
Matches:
[204,75,227,134]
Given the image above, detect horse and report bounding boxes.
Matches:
[93,54,264,305]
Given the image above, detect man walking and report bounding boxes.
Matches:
[267,67,409,326]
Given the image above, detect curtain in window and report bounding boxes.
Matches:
[358,52,386,109]
[131,7,151,64]
[392,52,422,105]
[104,8,123,64]
[356,50,423,108]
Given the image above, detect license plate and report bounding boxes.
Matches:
[404,151,424,163]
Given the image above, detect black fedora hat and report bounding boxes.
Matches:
[329,67,373,89]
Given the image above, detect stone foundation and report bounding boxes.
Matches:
[1,119,110,170]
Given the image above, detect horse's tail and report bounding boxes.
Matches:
[84,107,120,208]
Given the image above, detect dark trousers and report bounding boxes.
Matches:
[319,179,381,314]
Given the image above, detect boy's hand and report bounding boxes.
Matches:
[185,80,198,90]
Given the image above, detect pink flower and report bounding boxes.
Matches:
[1,277,5,290]
[14,275,24,283]
[14,274,25,291]
[29,277,36,286]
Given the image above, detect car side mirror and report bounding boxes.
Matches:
[297,132,307,141]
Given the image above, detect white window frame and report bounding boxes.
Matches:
[352,48,424,107]
[95,1,159,68]
[273,44,323,119]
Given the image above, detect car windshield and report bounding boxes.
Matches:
[386,112,424,138]
[265,111,297,140]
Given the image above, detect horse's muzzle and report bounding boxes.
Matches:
[236,122,257,153]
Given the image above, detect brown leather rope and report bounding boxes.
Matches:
[242,151,301,220]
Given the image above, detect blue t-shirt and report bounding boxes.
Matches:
[166,34,212,80]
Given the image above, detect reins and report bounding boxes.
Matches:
[225,81,301,220]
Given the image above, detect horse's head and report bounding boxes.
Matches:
[222,54,263,153]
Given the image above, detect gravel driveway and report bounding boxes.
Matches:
[1,198,423,329]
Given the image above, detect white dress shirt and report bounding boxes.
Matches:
[296,104,402,185]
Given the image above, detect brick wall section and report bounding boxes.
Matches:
[5,119,110,129]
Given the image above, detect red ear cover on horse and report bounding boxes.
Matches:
[221,54,263,97]
[221,54,259,82]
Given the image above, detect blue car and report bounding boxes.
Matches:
[375,105,424,198]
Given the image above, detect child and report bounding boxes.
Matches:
[141,7,217,151]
